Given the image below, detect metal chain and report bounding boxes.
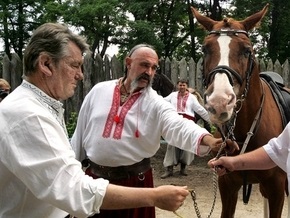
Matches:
[173,170,218,218]
[191,169,218,218]
[184,96,239,218]
[189,142,227,218]
[173,139,230,218]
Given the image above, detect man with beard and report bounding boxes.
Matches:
[71,44,238,218]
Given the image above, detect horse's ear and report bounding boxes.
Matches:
[240,4,269,31]
[191,6,217,31]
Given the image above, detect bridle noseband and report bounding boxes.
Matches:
[206,65,243,86]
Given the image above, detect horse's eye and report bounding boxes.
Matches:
[244,47,252,58]
[201,45,206,53]
[202,45,208,55]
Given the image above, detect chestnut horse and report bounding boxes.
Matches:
[191,4,289,218]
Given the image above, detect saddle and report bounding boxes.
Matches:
[260,71,290,127]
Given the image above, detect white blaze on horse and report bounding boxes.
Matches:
[192,4,289,218]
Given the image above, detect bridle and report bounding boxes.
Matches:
[187,29,264,218]
[204,29,255,97]
[203,29,257,142]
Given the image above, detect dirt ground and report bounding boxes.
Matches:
[152,143,289,218]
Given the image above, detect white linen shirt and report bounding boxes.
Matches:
[164,91,210,122]
[263,122,290,191]
[71,80,212,166]
[0,80,108,218]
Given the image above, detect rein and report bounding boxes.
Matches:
[208,29,266,206]
[240,84,265,154]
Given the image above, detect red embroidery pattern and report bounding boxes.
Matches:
[177,92,189,112]
[102,86,120,138]
[102,84,142,139]
[113,93,141,139]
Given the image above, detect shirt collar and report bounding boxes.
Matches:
[21,80,64,114]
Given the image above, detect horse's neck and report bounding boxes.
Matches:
[235,72,264,137]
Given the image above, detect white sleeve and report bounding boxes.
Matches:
[190,94,210,122]
[163,92,173,102]
[263,123,290,172]
[71,93,91,162]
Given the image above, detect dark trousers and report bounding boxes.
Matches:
[86,167,155,218]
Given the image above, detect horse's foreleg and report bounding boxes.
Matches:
[218,175,240,218]
[259,172,285,218]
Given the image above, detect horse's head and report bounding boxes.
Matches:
[191,4,268,125]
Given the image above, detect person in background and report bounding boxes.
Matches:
[160,79,211,179]
[0,78,11,102]
[188,87,212,132]
[71,43,238,218]
[187,87,203,105]
[0,23,191,218]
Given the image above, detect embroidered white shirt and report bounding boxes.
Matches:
[164,91,210,122]
[71,80,212,167]
[0,80,108,218]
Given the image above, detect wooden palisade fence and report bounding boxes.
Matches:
[1,53,290,123]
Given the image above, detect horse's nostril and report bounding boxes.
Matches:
[220,112,228,120]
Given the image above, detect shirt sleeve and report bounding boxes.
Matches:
[263,123,290,173]
[163,92,173,102]
[157,97,211,156]
[71,91,92,162]
[190,94,210,122]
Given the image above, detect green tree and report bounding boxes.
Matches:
[43,0,129,58]
[1,0,288,63]
[0,0,50,60]
[268,0,290,62]
[233,0,290,62]
[117,0,202,60]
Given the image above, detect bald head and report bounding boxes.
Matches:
[129,46,158,61]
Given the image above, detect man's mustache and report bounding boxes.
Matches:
[130,72,153,93]
[136,72,151,82]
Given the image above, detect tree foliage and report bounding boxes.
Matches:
[0,0,289,63]
[0,0,50,60]
[233,0,290,62]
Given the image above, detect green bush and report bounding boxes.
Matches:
[66,112,78,138]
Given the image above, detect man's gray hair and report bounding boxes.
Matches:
[23,22,90,76]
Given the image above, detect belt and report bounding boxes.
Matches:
[88,158,151,180]
[179,113,196,122]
